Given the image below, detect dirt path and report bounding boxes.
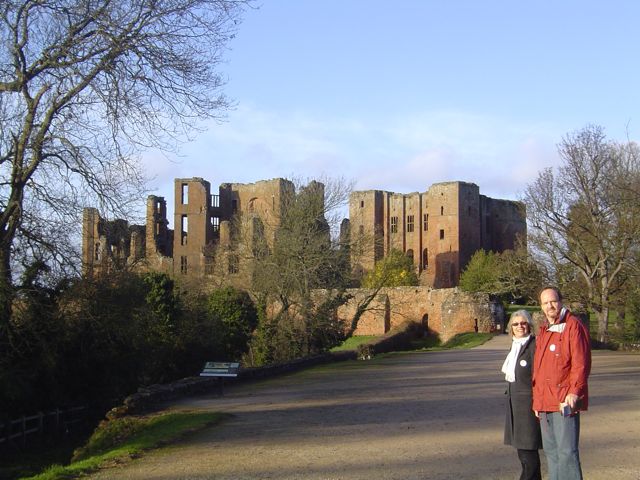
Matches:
[88,335,640,479]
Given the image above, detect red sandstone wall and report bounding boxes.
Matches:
[349,181,525,291]
[335,287,500,343]
[173,178,213,277]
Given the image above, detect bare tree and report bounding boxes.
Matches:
[0,0,250,328]
[523,125,640,342]
[216,176,358,362]
[249,177,353,315]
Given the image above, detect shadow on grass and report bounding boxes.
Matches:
[409,332,494,351]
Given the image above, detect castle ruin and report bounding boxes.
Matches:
[82,177,304,289]
[347,181,526,288]
[82,178,525,291]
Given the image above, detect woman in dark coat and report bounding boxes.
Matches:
[502,310,543,480]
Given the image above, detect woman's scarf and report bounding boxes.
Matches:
[501,335,531,382]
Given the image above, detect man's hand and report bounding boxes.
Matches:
[565,393,579,409]
[534,410,540,418]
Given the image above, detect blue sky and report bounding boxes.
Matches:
[142,0,640,221]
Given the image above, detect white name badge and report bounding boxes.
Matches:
[520,359,528,367]
[550,344,556,352]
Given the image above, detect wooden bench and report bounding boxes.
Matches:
[200,362,240,395]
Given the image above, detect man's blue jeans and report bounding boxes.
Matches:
[540,412,583,480]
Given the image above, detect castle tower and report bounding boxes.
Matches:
[82,207,102,276]
[173,178,215,277]
[146,196,171,257]
[349,181,526,289]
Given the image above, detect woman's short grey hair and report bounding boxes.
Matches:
[507,309,533,331]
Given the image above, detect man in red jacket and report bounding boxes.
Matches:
[532,286,591,480]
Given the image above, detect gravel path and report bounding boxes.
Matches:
[88,335,640,479]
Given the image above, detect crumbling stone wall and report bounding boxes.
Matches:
[336,286,502,343]
[82,208,146,275]
[82,177,304,283]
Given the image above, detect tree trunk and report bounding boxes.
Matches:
[0,243,13,344]
[598,307,609,344]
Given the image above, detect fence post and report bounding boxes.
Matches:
[38,412,44,440]
[21,416,26,447]
[55,408,60,433]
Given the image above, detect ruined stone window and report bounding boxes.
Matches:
[180,256,187,274]
[210,195,219,208]
[360,200,364,208]
[407,215,414,233]
[181,215,188,245]
[204,256,214,275]
[181,183,188,204]
[94,243,101,261]
[155,200,162,213]
[228,255,239,274]
[440,206,444,215]
[211,216,220,232]
[423,213,428,231]
[439,229,445,240]
[422,248,428,269]
[390,216,398,233]
[232,199,238,213]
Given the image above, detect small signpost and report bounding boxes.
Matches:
[200,361,240,395]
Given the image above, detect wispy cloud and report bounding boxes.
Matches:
[143,104,565,221]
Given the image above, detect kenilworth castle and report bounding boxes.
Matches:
[82,177,526,289]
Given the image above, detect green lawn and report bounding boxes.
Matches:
[330,335,379,351]
[409,332,494,351]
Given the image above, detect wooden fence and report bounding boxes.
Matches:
[0,406,88,448]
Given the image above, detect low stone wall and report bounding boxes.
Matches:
[336,287,504,343]
[106,350,357,419]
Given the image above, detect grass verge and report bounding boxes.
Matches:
[22,410,225,480]
[409,332,495,351]
[330,335,379,351]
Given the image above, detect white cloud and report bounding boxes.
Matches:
[140,104,566,225]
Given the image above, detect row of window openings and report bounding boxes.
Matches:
[179,215,221,245]
[388,215,444,239]
[359,200,473,218]
[94,243,121,261]
[391,214,424,233]
[181,184,240,213]
[359,201,450,217]
[180,184,223,209]
[179,255,238,275]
